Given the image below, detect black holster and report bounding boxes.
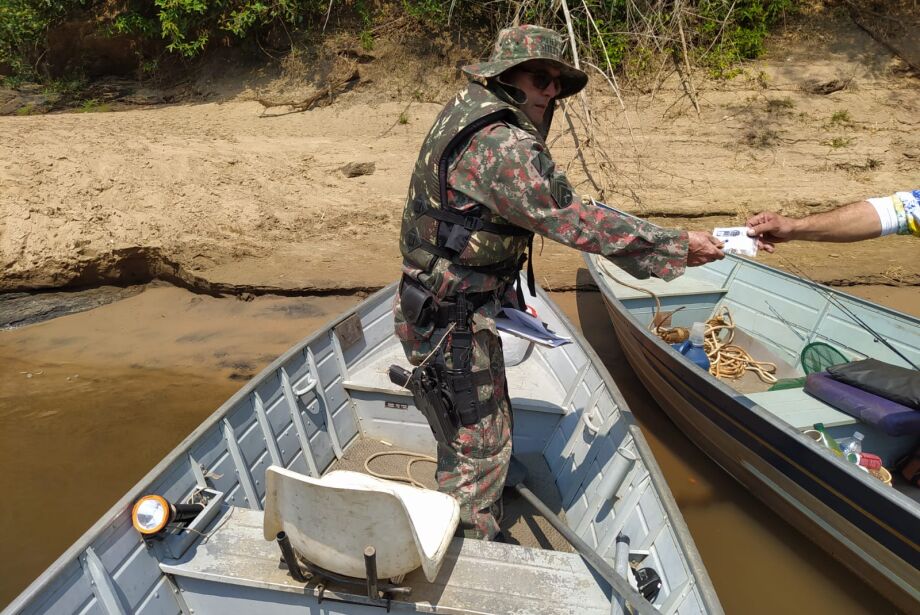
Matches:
[389,364,459,447]
[444,327,485,426]
[393,282,501,443]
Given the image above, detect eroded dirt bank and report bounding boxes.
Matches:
[1,13,918,316]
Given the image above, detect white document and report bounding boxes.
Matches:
[495,307,571,348]
[713,227,758,257]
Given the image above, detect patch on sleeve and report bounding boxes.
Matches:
[550,172,574,208]
[531,150,554,178]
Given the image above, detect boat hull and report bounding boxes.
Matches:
[587,256,920,615]
[4,280,723,614]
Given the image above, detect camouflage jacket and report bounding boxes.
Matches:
[398,83,689,324]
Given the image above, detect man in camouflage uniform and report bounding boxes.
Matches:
[394,25,724,540]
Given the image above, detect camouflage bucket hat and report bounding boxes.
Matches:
[462,25,588,99]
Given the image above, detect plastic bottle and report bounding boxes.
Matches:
[674,322,711,371]
[813,422,844,457]
[842,431,864,457]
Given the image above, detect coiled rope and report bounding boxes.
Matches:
[364,450,437,489]
[607,273,777,383]
[704,307,777,383]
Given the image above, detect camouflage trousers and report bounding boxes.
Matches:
[394,295,512,540]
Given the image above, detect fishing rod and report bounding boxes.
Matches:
[777,255,919,371]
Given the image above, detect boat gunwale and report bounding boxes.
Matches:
[3,283,399,613]
[6,277,723,614]
[530,280,724,614]
[584,254,920,569]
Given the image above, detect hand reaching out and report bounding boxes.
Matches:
[745,211,796,253]
[686,231,725,267]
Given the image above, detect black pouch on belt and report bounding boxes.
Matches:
[445,328,483,426]
[399,277,434,327]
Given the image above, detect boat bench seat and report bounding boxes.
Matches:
[160,507,612,615]
[343,340,567,414]
[596,259,728,329]
[747,387,919,466]
[747,387,857,430]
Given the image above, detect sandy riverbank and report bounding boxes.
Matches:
[1,10,918,311]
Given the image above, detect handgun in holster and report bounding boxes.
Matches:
[388,364,459,447]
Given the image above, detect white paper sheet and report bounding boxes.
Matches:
[495,307,571,348]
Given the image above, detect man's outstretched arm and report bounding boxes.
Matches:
[746,190,919,251]
[450,125,723,281]
[746,201,880,249]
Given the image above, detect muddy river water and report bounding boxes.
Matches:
[1,283,915,612]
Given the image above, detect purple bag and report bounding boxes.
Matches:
[805,373,920,437]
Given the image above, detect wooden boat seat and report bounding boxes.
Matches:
[343,340,567,414]
[263,466,459,582]
[161,507,612,614]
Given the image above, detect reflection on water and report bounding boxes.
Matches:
[0,283,910,612]
[553,290,900,615]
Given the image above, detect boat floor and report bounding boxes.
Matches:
[327,437,573,552]
[715,329,802,395]
[162,507,610,614]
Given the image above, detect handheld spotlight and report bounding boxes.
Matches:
[131,495,204,536]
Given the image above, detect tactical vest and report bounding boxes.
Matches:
[399,83,538,291]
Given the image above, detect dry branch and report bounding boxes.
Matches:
[256,69,362,117]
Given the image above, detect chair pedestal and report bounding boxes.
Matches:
[275,531,412,609]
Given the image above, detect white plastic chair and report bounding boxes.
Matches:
[263,466,459,582]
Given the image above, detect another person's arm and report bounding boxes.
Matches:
[449,125,723,281]
[746,190,919,251]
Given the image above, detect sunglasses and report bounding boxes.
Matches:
[520,68,562,92]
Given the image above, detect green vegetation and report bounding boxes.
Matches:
[523,0,792,78]
[78,98,112,112]
[1,0,793,85]
[829,109,852,125]
[1,0,87,78]
[826,136,853,149]
[357,0,374,51]
[398,110,409,124]
[402,0,447,25]
[765,96,794,113]
[697,0,792,76]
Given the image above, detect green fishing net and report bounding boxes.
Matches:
[768,342,849,391]
[800,341,849,375]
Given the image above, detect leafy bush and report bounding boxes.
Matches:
[699,0,792,76]
[402,0,447,25]
[527,0,791,78]
[1,0,87,78]
[1,0,792,83]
